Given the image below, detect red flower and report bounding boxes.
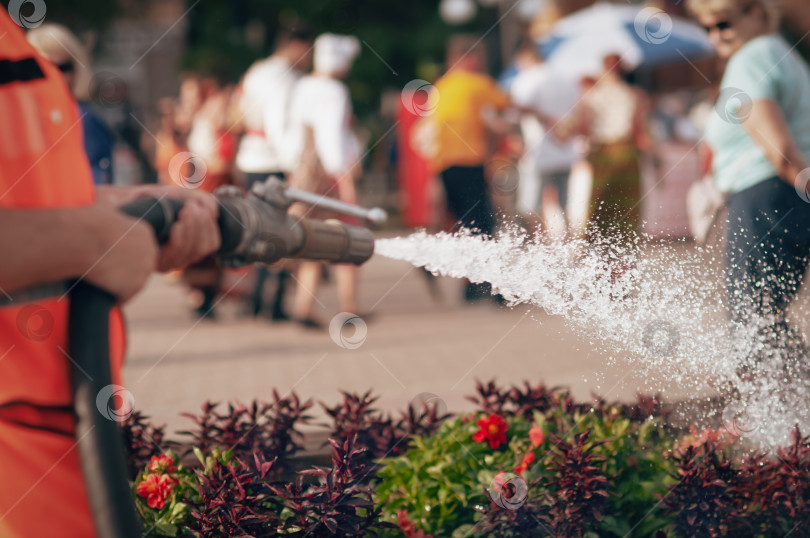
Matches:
[136,473,176,510]
[492,471,520,493]
[148,454,177,475]
[397,509,434,538]
[514,451,536,475]
[473,414,508,449]
[529,423,544,448]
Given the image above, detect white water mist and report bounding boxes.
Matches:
[376,228,810,449]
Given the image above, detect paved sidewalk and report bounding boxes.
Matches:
[122,241,727,436]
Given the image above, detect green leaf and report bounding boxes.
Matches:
[169,501,188,521]
[153,520,178,537]
[192,447,205,466]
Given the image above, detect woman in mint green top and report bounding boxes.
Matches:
[689,0,810,372]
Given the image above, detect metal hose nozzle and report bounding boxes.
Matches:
[213,179,377,266]
[291,218,375,265]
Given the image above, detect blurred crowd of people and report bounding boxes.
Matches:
[26,18,377,329]
[510,48,652,243]
[23,14,701,317]
[150,24,366,327]
[400,0,810,366]
[38,18,689,314]
[401,34,656,303]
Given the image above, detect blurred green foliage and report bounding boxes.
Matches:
[375,406,676,537]
[0,0,119,30]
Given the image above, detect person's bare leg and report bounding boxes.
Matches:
[524,212,544,236]
[542,186,567,240]
[336,264,357,313]
[292,261,322,321]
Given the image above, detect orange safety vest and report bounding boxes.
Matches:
[0,11,126,537]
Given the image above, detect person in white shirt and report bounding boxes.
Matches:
[236,23,314,320]
[287,33,362,328]
[510,44,580,235]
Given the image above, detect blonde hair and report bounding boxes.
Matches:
[686,0,780,33]
[27,24,92,101]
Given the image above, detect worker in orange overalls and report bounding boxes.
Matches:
[0,9,221,537]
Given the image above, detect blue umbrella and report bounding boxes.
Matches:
[539,3,714,78]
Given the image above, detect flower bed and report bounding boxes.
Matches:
[124,381,810,537]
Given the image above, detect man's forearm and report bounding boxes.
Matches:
[0,207,104,294]
[95,184,156,207]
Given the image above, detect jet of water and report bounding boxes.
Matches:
[376,227,810,449]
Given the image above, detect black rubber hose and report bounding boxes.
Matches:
[68,282,141,538]
[69,197,227,538]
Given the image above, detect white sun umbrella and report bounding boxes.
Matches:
[546,30,644,79]
[540,2,714,79]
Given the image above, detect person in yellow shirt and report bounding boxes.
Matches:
[432,35,511,302]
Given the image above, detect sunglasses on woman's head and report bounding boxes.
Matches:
[702,20,733,33]
[701,4,755,33]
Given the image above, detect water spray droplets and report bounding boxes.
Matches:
[377,227,809,449]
